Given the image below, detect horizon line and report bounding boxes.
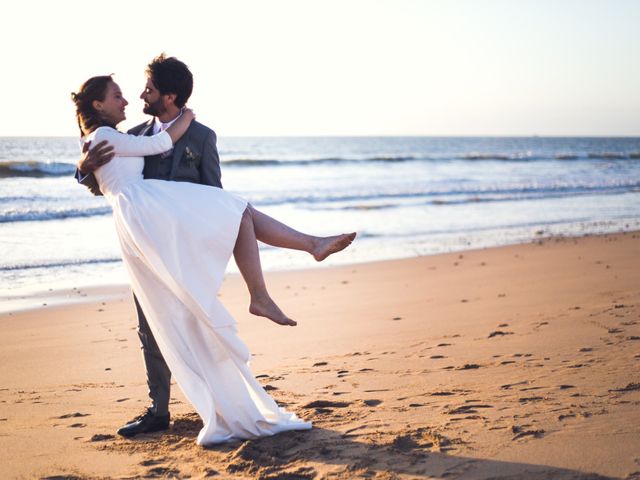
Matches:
[2,133,640,139]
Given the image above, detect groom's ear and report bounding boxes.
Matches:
[163,93,177,107]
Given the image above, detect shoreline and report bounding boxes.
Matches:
[1,231,639,479]
[2,228,639,315]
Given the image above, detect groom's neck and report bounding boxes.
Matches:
[157,107,181,124]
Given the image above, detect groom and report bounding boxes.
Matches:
[76,54,222,437]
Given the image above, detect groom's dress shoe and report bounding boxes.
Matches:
[117,408,170,438]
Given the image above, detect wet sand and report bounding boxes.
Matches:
[1,232,639,479]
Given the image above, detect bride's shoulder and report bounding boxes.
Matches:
[91,126,122,143]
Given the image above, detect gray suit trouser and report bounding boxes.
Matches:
[133,295,171,415]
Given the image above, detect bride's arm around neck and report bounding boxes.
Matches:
[90,126,173,158]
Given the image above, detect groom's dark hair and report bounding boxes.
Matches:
[146,53,193,109]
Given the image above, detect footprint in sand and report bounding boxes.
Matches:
[147,467,181,477]
[140,458,170,467]
[363,399,382,407]
[447,404,493,415]
[390,428,452,452]
[303,400,352,409]
[608,383,640,393]
[457,364,481,370]
[430,355,446,359]
[558,413,577,421]
[567,363,586,369]
[519,396,544,403]
[58,412,90,419]
[313,361,328,367]
[488,330,514,338]
[511,425,544,440]
[69,423,86,428]
[90,433,115,441]
[501,381,529,390]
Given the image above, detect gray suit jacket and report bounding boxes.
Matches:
[75,119,223,195]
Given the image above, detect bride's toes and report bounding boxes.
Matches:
[249,297,297,327]
[312,232,357,262]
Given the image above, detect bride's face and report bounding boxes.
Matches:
[94,81,129,125]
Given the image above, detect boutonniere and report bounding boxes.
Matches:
[185,146,197,161]
[184,146,200,166]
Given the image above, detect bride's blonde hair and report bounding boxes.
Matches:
[71,75,115,136]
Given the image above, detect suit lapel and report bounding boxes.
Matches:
[169,128,190,178]
[141,119,155,137]
[140,120,157,178]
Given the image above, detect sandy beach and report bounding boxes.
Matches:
[1,231,639,479]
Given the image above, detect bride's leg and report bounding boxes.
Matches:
[234,207,296,326]
[248,204,356,261]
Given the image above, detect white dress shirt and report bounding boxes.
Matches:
[153,111,183,134]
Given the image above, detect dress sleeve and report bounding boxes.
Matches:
[92,126,172,157]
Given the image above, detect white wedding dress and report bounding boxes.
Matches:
[84,126,311,444]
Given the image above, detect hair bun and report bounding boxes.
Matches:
[71,91,82,103]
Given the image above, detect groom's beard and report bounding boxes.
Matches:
[143,98,166,117]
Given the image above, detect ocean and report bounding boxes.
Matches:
[1,135,639,304]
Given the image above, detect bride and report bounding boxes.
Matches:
[71,74,355,444]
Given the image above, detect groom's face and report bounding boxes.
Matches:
[140,77,166,117]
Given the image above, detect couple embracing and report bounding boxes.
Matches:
[73,54,356,445]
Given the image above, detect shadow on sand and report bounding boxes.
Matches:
[83,412,620,479]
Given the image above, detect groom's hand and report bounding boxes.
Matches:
[77,140,115,175]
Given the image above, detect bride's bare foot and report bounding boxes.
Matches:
[312,232,357,262]
[249,293,296,326]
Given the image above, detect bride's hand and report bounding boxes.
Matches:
[167,108,196,144]
[182,108,195,122]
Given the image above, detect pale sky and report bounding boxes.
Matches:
[1,0,639,136]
